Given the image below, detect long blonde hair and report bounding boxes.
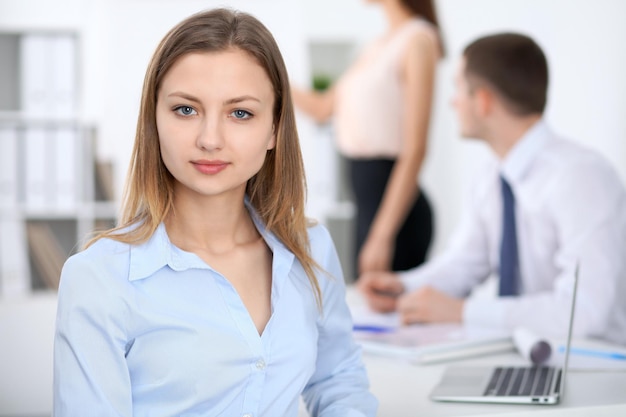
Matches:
[88,8,322,307]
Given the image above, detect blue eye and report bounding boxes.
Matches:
[232,109,252,119]
[174,106,197,116]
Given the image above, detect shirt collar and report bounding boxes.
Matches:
[128,196,291,282]
[500,119,551,184]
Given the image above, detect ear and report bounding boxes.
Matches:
[474,87,494,117]
[267,124,277,150]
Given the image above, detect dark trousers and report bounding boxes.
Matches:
[348,157,433,274]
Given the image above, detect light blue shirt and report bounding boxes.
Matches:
[53,202,378,417]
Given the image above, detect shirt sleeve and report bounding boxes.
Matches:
[399,171,493,297]
[53,251,133,416]
[301,226,378,417]
[466,158,626,344]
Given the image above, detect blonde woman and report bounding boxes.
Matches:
[53,8,377,416]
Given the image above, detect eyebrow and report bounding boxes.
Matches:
[167,92,201,104]
[167,92,261,105]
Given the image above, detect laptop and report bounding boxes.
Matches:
[429,263,579,405]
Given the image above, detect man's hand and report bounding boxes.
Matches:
[357,271,405,313]
[397,286,464,324]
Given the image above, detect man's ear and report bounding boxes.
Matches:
[474,86,494,117]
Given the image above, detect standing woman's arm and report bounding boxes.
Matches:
[291,85,336,124]
[358,32,439,274]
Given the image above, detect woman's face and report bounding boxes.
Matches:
[156,49,276,201]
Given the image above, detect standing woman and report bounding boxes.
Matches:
[53,8,377,417]
[292,0,444,277]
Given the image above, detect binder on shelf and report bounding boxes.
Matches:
[0,126,19,207]
[19,34,50,117]
[0,34,20,112]
[0,216,31,297]
[19,33,77,117]
[26,222,66,291]
[54,126,78,210]
[50,34,77,118]
[23,126,51,210]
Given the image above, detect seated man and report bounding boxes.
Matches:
[358,32,626,345]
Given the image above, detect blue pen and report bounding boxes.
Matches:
[559,346,626,361]
[353,324,395,333]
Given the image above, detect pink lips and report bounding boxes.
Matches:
[192,160,229,175]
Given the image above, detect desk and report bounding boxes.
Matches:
[363,350,626,416]
[297,286,626,417]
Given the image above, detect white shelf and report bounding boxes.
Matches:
[0,31,117,299]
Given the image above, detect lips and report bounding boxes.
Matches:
[191,160,229,175]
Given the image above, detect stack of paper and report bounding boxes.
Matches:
[351,304,514,364]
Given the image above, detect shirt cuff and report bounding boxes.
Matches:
[397,269,428,292]
[463,297,508,330]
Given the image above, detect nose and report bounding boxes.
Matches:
[196,115,224,152]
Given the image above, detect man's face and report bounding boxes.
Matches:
[450,57,482,139]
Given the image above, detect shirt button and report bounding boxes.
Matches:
[255,359,266,370]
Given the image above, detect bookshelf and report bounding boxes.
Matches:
[0,31,117,298]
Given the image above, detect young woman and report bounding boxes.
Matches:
[53,8,377,416]
[292,0,444,277]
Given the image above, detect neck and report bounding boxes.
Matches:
[165,189,259,254]
[484,114,541,159]
[382,1,414,31]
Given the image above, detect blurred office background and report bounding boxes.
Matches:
[1,0,625,415]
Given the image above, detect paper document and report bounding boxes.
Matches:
[547,339,626,371]
[350,304,514,364]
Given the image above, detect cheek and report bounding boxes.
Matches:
[243,133,274,171]
[158,140,176,176]
[157,127,182,174]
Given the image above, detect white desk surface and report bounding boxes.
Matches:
[297,285,626,417]
[362,350,626,417]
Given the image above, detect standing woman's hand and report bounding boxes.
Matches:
[290,85,335,124]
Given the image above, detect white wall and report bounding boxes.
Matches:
[1,0,626,414]
[426,0,626,253]
[300,0,626,254]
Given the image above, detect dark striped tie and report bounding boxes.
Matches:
[499,176,519,296]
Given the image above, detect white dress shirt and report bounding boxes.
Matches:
[400,120,626,345]
[53,200,378,416]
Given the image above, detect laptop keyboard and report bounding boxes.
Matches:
[484,366,560,396]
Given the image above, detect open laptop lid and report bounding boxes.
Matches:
[429,261,580,404]
[559,261,579,400]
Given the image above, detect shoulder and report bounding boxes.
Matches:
[305,221,345,282]
[60,237,131,292]
[306,221,336,259]
[539,137,626,217]
[56,237,134,337]
[404,19,441,55]
[543,137,623,188]
[71,236,130,268]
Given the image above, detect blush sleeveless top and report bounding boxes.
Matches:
[333,19,440,158]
